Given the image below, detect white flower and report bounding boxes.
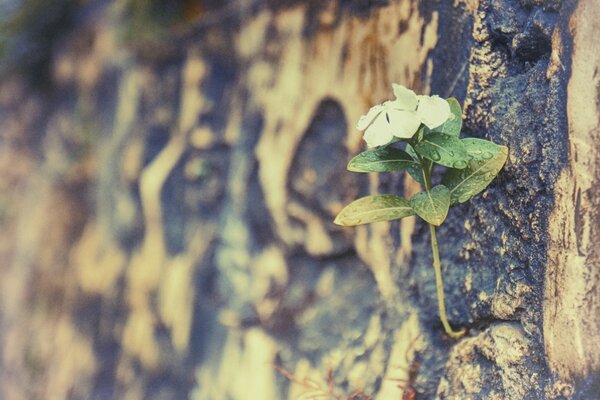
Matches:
[416,94,452,129]
[357,84,452,147]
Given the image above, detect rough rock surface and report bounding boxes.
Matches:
[0,0,597,399]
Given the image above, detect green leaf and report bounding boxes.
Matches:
[347,147,417,173]
[442,145,508,204]
[462,138,502,161]
[414,125,426,142]
[334,195,414,226]
[405,144,425,184]
[410,185,451,226]
[414,132,469,169]
[436,98,463,137]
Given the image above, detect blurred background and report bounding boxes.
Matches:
[0,1,403,398]
[1,0,597,399]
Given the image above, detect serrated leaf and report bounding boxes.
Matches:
[347,147,418,173]
[462,138,502,161]
[442,145,508,204]
[405,143,425,185]
[334,195,414,226]
[410,185,451,226]
[436,98,463,137]
[414,132,469,169]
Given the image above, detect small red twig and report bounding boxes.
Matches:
[273,364,373,400]
[386,335,422,399]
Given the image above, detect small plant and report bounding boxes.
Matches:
[334,84,507,339]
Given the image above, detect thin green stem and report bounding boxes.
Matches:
[418,155,465,339]
[429,223,465,339]
[416,153,432,191]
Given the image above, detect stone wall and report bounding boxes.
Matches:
[0,0,597,399]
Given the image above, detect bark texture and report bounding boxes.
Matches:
[0,0,598,399]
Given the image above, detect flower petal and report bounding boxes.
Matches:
[363,114,394,147]
[416,95,451,129]
[392,84,418,110]
[356,104,384,131]
[387,109,422,139]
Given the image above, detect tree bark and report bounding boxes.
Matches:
[0,0,598,399]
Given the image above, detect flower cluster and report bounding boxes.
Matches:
[357,84,452,147]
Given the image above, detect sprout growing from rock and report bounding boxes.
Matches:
[335,84,508,339]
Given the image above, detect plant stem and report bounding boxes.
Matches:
[429,223,465,339]
[417,153,432,191]
[419,154,465,339]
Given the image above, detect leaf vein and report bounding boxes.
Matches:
[424,140,453,156]
[348,206,413,218]
[450,158,496,195]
